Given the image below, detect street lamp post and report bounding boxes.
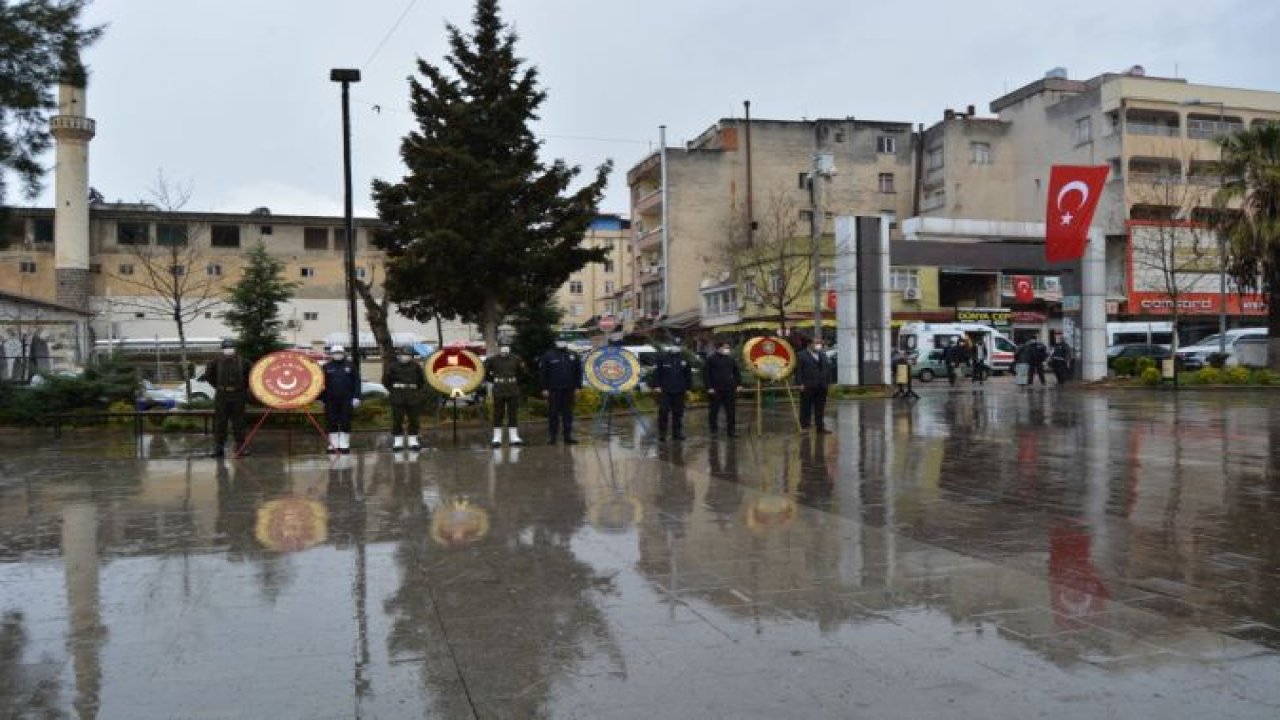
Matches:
[330,68,362,389]
[809,152,836,345]
[1181,98,1228,358]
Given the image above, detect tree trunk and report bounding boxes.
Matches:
[354,278,396,375]
[481,298,501,356]
[176,315,191,400]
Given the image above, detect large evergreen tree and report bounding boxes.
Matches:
[221,242,298,363]
[0,0,101,202]
[371,0,611,353]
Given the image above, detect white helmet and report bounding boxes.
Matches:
[330,344,346,354]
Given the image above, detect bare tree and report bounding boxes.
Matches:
[718,189,813,334]
[1128,151,1221,355]
[106,171,226,395]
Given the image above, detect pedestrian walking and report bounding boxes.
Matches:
[383,346,426,451]
[891,347,920,399]
[972,338,990,385]
[321,345,360,454]
[653,339,694,441]
[538,340,581,444]
[944,338,966,387]
[203,338,249,458]
[797,339,832,433]
[703,340,742,437]
[1027,338,1049,385]
[485,345,525,447]
[1050,336,1072,385]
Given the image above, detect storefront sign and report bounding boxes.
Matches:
[955,308,1011,327]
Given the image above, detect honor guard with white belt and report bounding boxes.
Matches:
[383,347,426,451]
[203,338,250,458]
[485,345,525,447]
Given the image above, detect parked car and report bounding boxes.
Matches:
[1107,344,1171,370]
[1175,329,1267,370]
[913,349,972,382]
[138,379,217,409]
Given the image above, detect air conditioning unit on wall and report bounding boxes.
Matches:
[902,287,922,301]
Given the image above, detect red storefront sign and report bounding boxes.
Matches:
[1128,291,1268,316]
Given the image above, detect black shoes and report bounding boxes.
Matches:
[816,428,833,435]
[564,437,579,445]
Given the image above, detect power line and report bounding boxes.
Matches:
[362,0,421,71]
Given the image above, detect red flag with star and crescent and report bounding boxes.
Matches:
[1045,165,1110,262]
[1013,275,1035,304]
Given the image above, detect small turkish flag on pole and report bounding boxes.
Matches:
[1013,275,1035,304]
[1045,165,1110,262]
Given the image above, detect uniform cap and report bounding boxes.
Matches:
[330,344,346,353]
[220,338,236,349]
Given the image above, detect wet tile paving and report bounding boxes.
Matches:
[1,385,1279,718]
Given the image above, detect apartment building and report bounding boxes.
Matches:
[918,67,1280,330]
[551,214,631,329]
[625,117,915,336]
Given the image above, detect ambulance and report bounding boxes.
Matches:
[896,322,1019,374]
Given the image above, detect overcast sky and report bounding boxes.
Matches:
[16,0,1280,218]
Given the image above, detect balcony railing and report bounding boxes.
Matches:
[1128,172,1184,185]
[636,226,664,251]
[1127,122,1180,137]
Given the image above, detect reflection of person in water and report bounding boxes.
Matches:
[655,441,692,536]
[326,456,365,547]
[383,435,619,717]
[705,437,743,528]
[797,434,833,510]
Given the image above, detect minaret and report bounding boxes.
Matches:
[50,53,96,310]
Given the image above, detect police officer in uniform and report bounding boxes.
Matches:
[203,338,250,458]
[703,340,742,437]
[485,344,525,447]
[383,346,426,451]
[321,345,360,454]
[538,340,581,444]
[652,339,693,441]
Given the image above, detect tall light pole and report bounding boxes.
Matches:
[809,152,836,344]
[1181,97,1228,357]
[331,68,362,389]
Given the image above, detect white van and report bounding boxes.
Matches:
[897,322,1018,374]
[1175,328,1267,370]
[1107,321,1174,349]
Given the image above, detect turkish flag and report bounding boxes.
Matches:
[1045,165,1110,262]
[1013,275,1035,304]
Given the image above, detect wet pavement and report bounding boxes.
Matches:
[1,385,1279,719]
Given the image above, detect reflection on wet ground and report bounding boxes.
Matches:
[1,386,1279,718]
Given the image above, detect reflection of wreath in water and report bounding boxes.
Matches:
[425,349,485,395]
[745,494,797,532]
[430,498,491,546]
[742,337,796,381]
[584,347,641,394]
[250,352,325,409]
[255,496,328,551]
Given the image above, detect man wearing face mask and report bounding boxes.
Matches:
[383,347,426,451]
[203,338,250,458]
[320,344,360,454]
[652,338,694,441]
[797,337,832,434]
[538,339,581,444]
[703,340,742,437]
[485,344,525,447]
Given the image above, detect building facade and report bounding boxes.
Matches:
[551,214,631,329]
[625,118,916,338]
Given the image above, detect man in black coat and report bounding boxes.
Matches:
[797,339,832,433]
[203,338,250,458]
[652,340,694,441]
[538,340,581,444]
[703,340,742,437]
